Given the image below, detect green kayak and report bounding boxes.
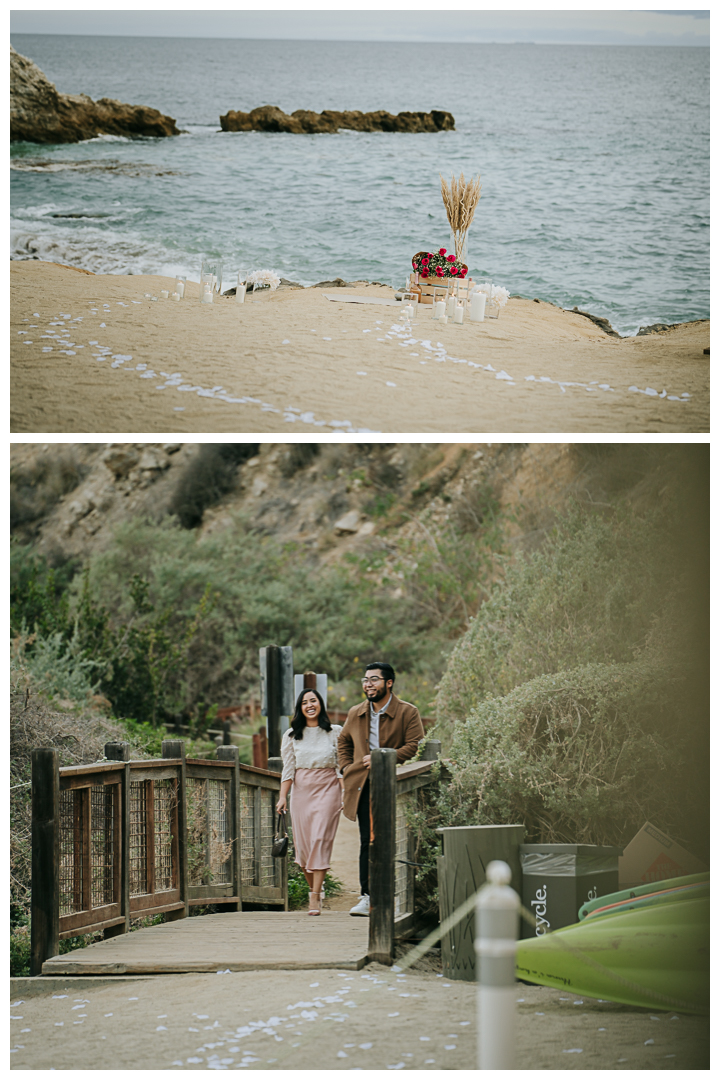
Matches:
[578,871,709,921]
[516,896,709,1015]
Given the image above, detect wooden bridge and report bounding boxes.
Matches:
[30,741,440,977]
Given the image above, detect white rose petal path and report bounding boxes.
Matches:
[9,967,708,1070]
[11,262,708,434]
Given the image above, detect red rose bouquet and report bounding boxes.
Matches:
[412,248,468,280]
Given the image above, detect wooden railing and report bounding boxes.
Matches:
[30,740,286,975]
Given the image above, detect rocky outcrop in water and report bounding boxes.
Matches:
[10,46,182,144]
[219,105,454,134]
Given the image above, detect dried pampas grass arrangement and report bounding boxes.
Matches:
[440,171,482,263]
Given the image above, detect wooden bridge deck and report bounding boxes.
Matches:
[41,912,370,976]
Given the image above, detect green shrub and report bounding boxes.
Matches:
[287,864,343,910]
[434,503,678,746]
[409,657,685,915]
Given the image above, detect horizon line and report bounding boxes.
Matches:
[8,32,710,46]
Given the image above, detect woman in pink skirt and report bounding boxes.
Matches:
[277,688,343,915]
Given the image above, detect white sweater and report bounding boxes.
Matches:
[280,724,342,783]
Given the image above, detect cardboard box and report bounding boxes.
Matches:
[618,821,708,889]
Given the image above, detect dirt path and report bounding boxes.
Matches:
[326,811,362,911]
[10,968,708,1070]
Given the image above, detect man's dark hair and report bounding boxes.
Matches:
[365,662,395,684]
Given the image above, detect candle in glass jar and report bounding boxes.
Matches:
[170,292,180,302]
[160,290,169,299]
[438,313,448,324]
[201,285,213,304]
[453,302,465,324]
[235,284,246,303]
[446,294,456,318]
[435,300,446,320]
[470,292,486,322]
[176,281,185,299]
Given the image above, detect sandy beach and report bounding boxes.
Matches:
[11,261,709,434]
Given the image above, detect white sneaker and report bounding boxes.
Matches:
[350,894,370,917]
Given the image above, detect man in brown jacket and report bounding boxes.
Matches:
[337,662,424,916]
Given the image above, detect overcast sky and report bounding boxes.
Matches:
[9,7,711,45]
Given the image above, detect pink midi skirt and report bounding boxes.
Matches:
[290,768,342,871]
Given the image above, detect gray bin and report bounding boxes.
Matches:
[520,843,623,939]
[437,824,525,981]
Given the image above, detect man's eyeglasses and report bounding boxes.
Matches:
[362,676,384,685]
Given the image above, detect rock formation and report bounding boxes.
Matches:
[219,104,454,135]
[10,45,182,143]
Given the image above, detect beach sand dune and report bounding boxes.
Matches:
[11,262,709,434]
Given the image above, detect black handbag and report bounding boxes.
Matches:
[272,811,289,858]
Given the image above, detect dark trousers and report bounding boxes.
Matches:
[357,779,371,896]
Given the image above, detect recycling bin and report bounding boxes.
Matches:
[520,843,623,939]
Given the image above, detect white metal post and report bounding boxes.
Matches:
[475,860,520,1069]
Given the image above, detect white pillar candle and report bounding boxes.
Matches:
[176,281,185,299]
[435,300,446,319]
[170,292,180,302]
[160,290,169,299]
[470,292,487,322]
[454,302,465,324]
[438,314,448,324]
[201,285,213,304]
[235,284,246,303]
[446,295,457,318]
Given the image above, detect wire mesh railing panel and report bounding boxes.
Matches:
[207,779,232,885]
[238,783,256,886]
[153,779,175,893]
[395,791,411,917]
[59,788,82,915]
[129,780,148,896]
[186,777,232,888]
[260,786,277,888]
[90,785,115,908]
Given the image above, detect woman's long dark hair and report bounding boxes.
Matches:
[289,688,332,739]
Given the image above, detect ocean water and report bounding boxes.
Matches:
[10,35,709,335]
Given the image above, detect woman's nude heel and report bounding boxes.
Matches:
[308,891,322,915]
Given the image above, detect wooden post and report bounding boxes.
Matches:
[217,745,242,911]
[162,740,188,921]
[31,748,60,976]
[266,644,282,760]
[303,671,317,691]
[103,742,130,938]
[421,739,442,761]
[253,728,268,770]
[222,720,231,746]
[368,747,397,965]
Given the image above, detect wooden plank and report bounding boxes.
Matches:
[60,902,120,934]
[60,770,124,790]
[188,884,235,899]
[242,886,284,902]
[41,911,370,975]
[129,765,180,782]
[129,898,185,918]
[188,895,239,906]
[186,758,235,770]
[59,762,126,779]
[59,916,126,940]
[129,885,180,911]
